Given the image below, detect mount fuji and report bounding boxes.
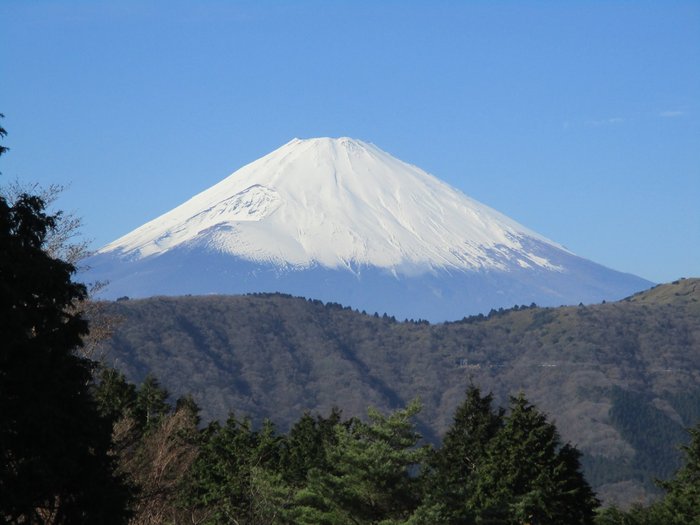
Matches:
[81,137,652,321]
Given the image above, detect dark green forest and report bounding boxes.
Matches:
[91,368,604,524]
[97,278,700,506]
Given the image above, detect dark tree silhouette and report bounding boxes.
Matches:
[0,116,131,523]
[427,385,505,523]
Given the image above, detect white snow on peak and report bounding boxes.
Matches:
[100,137,565,273]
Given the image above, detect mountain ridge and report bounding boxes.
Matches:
[96,278,700,507]
[82,137,652,320]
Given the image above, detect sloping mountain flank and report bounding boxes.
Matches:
[82,137,651,321]
[97,278,700,506]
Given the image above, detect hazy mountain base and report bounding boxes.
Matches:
[84,236,651,323]
[95,278,700,507]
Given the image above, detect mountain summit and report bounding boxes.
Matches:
[83,137,651,320]
[99,137,562,272]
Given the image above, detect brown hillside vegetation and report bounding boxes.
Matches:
[96,278,700,507]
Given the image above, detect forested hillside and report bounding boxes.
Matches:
[97,278,700,506]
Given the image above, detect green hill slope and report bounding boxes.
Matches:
[96,278,700,506]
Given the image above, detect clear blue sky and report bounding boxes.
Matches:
[1,1,698,283]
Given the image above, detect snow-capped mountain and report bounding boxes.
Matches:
[82,137,652,321]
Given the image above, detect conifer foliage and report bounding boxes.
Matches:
[293,400,427,524]
[424,387,598,525]
[0,117,131,523]
[470,394,598,524]
[162,388,599,524]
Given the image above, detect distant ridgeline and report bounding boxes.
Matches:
[97,278,700,507]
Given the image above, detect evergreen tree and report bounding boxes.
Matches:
[0,118,131,522]
[293,400,428,524]
[180,414,290,524]
[279,408,343,486]
[93,366,138,422]
[133,373,170,431]
[426,385,504,523]
[472,394,598,525]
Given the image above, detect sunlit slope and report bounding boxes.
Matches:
[82,137,652,320]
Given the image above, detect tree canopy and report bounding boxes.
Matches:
[0,116,131,523]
